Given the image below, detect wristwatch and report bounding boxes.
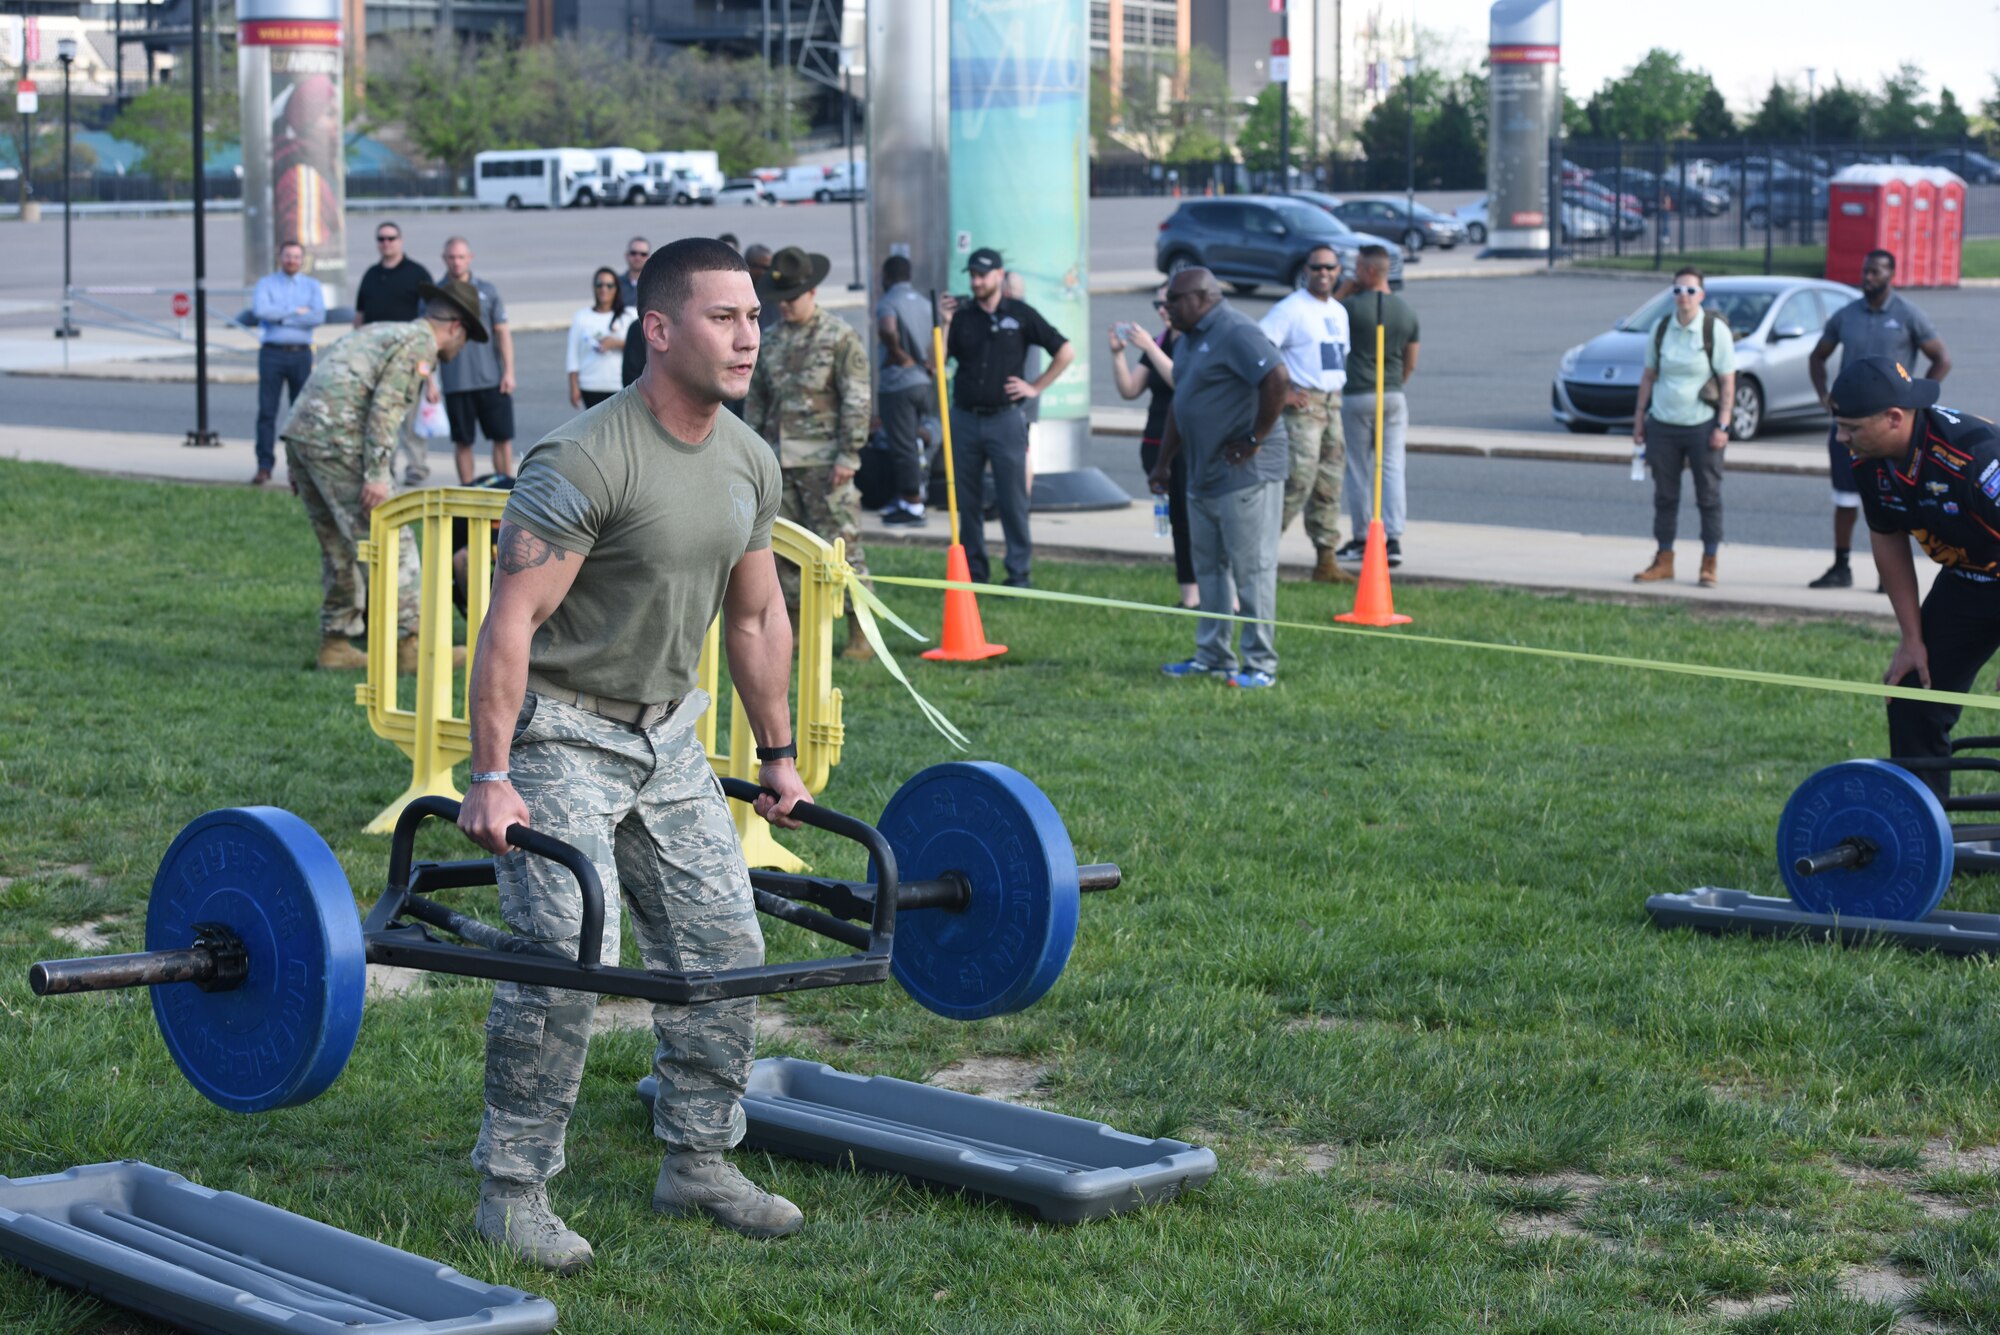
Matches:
[1245,432,1261,449]
[756,741,798,762]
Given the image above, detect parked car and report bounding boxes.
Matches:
[1155,195,1404,294]
[715,177,774,206]
[1561,189,1645,238]
[1453,195,1607,244]
[1330,197,1464,251]
[1918,149,2000,184]
[1742,179,1831,229]
[822,159,867,201]
[1283,192,1408,283]
[1570,177,1645,216]
[757,164,834,204]
[1612,168,1728,217]
[1550,276,1860,439]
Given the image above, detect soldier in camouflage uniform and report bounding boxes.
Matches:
[458,238,810,1272]
[282,278,486,669]
[743,247,874,660]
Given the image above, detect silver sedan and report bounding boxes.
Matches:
[1551,276,1861,439]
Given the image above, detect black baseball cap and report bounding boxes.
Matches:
[1829,356,1940,418]
[966,247,1004,275]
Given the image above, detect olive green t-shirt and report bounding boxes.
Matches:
[503,386,781,703]
[1341,290,1421,395]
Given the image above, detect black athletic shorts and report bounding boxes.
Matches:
[445,386,515,446]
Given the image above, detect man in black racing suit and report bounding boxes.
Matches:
[1840,356,2000,797]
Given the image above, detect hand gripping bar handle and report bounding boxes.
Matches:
[718,777,900,942]
[390,794,610,969]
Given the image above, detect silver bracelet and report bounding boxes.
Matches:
[470,770,511,784]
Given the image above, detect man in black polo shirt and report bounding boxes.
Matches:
[945,247,1074,586]
[1839,356,2000,796]
[353,220,433,326]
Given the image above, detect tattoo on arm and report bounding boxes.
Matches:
[496,522,569,574]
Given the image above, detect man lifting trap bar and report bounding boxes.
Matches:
[1835,356,2000,799]
[457,238,812,1269]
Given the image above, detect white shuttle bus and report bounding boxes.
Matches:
[473,148,600,209]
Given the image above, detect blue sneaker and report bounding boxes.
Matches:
[1224,669,1276,689]
[1161,659,1225,678]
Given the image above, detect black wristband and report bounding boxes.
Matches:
[756,742,798,762]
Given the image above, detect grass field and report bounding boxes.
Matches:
[1573,237,2000,280]
[9,458,2000,1333]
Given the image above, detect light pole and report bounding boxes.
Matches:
[186,0,218,446]
[842,44,863,291]
[54,37,77,341]
[1403,56,1417,236]
[1275,1,1289,194]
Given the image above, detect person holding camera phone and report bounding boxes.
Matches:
[1109,286,1194,608]
[1632,267,1735,588]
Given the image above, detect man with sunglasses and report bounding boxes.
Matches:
[1260,244,1352,584]
[617,236,650,309]
[354,222,438,485]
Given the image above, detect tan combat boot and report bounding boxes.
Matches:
[840,633,876,663]
[654,1151,803,1239]
[1699,554,1718,588]
[316,635,368,670]
[396,636,469,674]
[1633,551,1675,584]
[474,1180,594,1274]
[1312,548,1355,584]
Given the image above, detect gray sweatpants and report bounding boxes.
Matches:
[471,688,763,1186]
[1643,414,1725,552]
[1189,479,1282,676]
[1340,390,1409,539]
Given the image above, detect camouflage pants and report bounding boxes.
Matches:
[285,439,420,639]
[776,466,869,612]
[1281,392,1345,553]
[471,688,763,1186]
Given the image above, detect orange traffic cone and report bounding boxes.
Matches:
[922,544,1008,661]
[1334,520,1412,626]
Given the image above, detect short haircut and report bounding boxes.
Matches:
[1357,243,1390,265]
[1306,243,1340,263]
[744,244,774,265]
[424,298,463,324]
[1866,248,1897,272]
[882,254,912,284]
[629,235,649,249]
[278,239,303,254]
[443,235,470,252]
[717,233,740,251]
[1672,265,1705,285]
[376,221,402,238]
[638,237,749,321]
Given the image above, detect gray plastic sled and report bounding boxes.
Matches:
[1645,886,2000,955]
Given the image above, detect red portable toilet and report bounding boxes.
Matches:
[1934,170,1966,288]
[1908,175,1938,286]
[1826,165,1907,285]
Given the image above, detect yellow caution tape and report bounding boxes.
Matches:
[839,571,2000,746]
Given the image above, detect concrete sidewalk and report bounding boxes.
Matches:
[0,420,1910,620]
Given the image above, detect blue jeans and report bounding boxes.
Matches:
[256,344,314,471]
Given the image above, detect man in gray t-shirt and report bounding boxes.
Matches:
[1146,267,1291,686]
[457,239,810,1271]
[438,237,517,482]
[874,255,936,523]
[1806,249,1952,588]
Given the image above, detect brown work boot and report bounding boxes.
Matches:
[474,1180,594,1275]
[1699,554,1718,588]
[1312,548,1355,584]
[654,1151,803,1239]
[1632,551,1675,584]
[840,633,875,662]
[316,634,368,671]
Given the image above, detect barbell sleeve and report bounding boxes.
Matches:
[1794,838,1877,878]
[30,923,249,997]
[1077,864,1121,892]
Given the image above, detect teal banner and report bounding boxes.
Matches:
[949,0,1090,423]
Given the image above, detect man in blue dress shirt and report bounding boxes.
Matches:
[252,240,326,486]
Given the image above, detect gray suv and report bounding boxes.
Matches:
[1155,196,1403,295]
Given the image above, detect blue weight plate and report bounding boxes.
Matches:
[1778,760,1954,922]
[871,763,1080,1021]
[147,808,366,1113]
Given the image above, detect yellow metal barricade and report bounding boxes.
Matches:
[360,491,844,869]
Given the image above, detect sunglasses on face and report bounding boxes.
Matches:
[376,235,399,244]
[627,249,649,258]
[593,281,617,288]
[1151,300,1169,310]
[1671,285,1702,296]
[1306,263,1340,272]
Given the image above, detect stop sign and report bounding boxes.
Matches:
[171,292,191,318]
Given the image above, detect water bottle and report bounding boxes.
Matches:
[1630,440,1647,483]
[1153,495,1171,538]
